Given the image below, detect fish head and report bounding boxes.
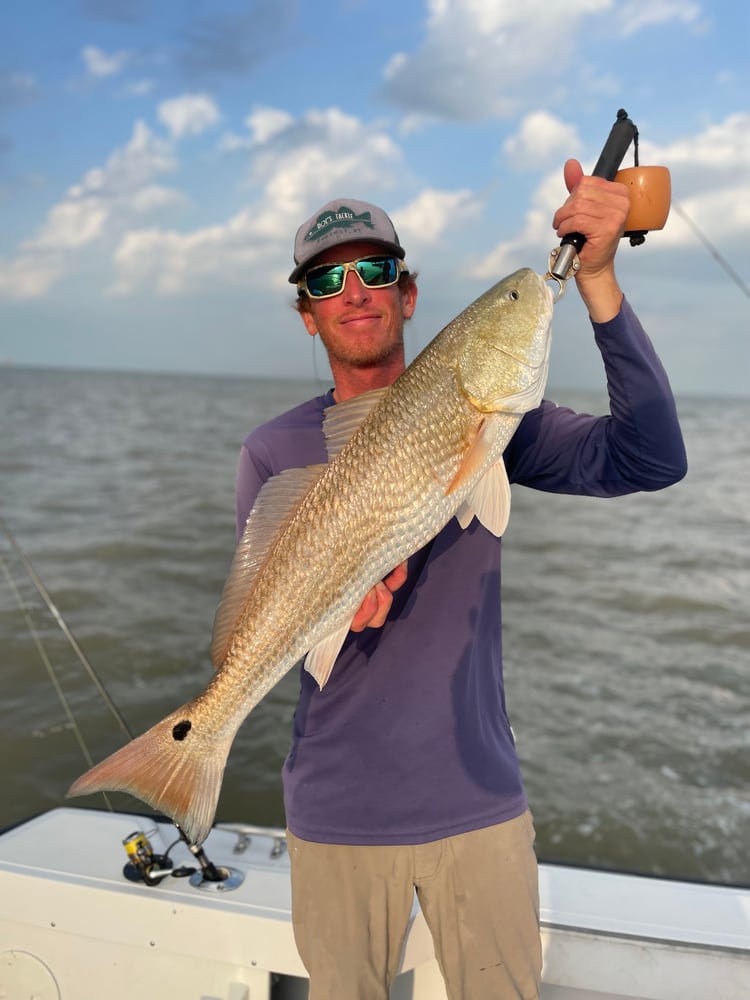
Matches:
[456,267,554,414]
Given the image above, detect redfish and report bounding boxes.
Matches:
[69,268,554,845]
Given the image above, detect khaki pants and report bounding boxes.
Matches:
[287,810,541,1000]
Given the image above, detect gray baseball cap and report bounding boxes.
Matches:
[288,198,405,283]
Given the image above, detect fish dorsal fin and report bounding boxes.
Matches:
[303,622,352,689]
[322,387,389,459]
[211,464,326,669]
[455,461,512,537]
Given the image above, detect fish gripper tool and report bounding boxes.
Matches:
[548,108,639,284]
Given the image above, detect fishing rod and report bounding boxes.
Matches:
[2,515,239,885]
[0,515,134,746]
[0,551,106,794]
[671,202,750,300]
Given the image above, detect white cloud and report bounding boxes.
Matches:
[218,106,295,153]
[664,188,750,250]
[111,217,264,296]
[29,199,110,251]
[69,120,174,198]
[246,106,295,145]
[217,131,252,154]
[0,254,66,301]
[121,79,156,98]
[157,94,220,139]
[380,0,707,122]
[0,122,180,301]
[129,185,185,214]
[504,112,581,170]
[473,170,563,280]
[618,0,702,37]
[112,107,406,296]
[82,45,131,78]
[381,0,611,120]
[644,112,750,247]
[392,189,481,250]
[254,107,402,208]
[2,104,407,303]
[24,121,176,253]
[645,112,750,183]
[107,106,532,299]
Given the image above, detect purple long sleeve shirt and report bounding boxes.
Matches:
[235,299,686,845]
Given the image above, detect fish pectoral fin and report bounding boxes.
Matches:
[445,418,493,497]
[455,460,512,537]
[446,418,512,537]
[303,623,352,689]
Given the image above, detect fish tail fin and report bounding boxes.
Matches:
[67,704,233,846]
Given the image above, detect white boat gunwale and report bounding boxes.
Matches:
[1,807,749,1000]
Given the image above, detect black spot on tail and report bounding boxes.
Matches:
[172,720,192,741]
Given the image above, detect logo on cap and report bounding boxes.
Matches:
[304,206,376,244]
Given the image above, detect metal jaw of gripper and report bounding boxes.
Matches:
[544,244,581,302]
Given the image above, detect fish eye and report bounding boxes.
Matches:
[508,289,520,301]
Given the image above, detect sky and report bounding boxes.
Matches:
[1,0,748,396]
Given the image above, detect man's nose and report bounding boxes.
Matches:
[342,269,370,304]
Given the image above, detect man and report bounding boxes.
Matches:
[235,161,687,999]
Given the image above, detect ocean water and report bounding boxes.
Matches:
[1,367,748,886]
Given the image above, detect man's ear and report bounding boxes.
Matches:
[300,305,318,337]
[401,281,418,320]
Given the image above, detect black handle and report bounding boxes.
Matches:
[551,109,637,279]
[590,109,638,182]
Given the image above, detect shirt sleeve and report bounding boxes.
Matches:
[504,297,688,497]
[234,393,332,539]
[235,441,271,538]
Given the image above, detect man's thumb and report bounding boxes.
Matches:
[564,158,584,194]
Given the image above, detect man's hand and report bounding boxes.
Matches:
[552,158,631,322]
[350,561,408,632]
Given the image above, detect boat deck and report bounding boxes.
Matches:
[1,808,748,999]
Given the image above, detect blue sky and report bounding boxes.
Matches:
[1,0,748,395]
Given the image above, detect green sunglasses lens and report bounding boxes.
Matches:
[306,265,346,297]
[356,257,398,286]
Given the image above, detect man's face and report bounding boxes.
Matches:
[298,240,417,376]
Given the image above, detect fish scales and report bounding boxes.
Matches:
[221,357,484,683]
[68,267,554,844]
[216,344,483,698]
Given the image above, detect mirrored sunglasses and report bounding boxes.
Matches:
[298,255,408,299]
